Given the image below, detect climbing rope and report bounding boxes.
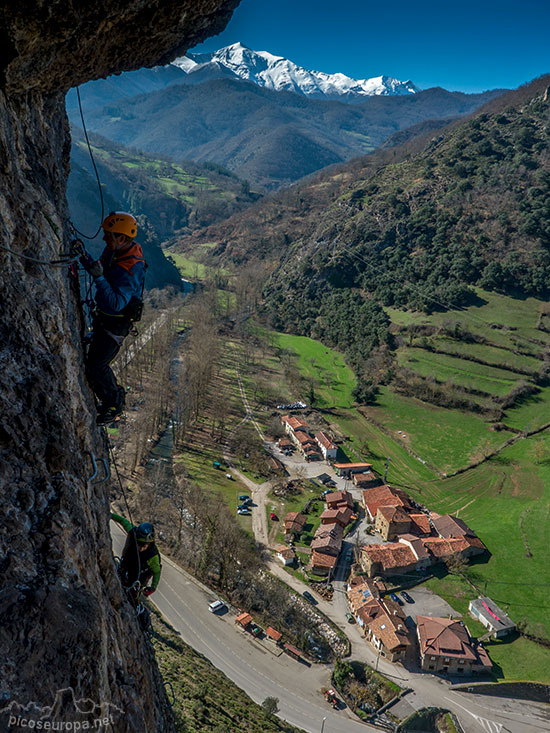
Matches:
[164,681,176,707]
[70,86,105,240]
[0,243,78,267]
[107,440,143,590]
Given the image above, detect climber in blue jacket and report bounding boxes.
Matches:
[82,211,146,425]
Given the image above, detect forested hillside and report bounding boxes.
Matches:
[75,78,502,190]
[68,130,258,288]
[180,77,550,374]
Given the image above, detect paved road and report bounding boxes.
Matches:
[111,522,372,733]
[222,396,550,732]
[111,523,550,733]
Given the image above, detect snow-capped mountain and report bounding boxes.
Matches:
[172,42,418,101]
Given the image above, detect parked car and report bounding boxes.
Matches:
[237,508,251,515]
[345,612,355,624]
[389,592,402,605]
[237,503,249,511]
[225,473,233,480]
[324,688,339,709]
[270,512,278,521]
[238,495,250,501]
[302,590,318,605]
[208,600,226,613]
[401,591,414,604]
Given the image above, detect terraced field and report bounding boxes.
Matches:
[361,387,515,474]
[272,292,550,679]
[389,288,550,429]
[397,348,519,397]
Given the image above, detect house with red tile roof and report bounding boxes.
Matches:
[367,610,411,662]
[408,513,432,536]
[281,415,322,460]
[431,514,479,540]
[375,505,411,540]
[315,431,338,459]
[416,616,492,675]
[360,542,418,577]
[281,415,309,433]
[353,471,381,488]
[362,485,412,522]
[320,505,354,528]
[397,534,432,570]
[421,536,485,562]
[346,580,410,661]
[311,525,343,556]
[347,578,383,615]
[311,551,338,575]
[325,490,354,510]
[275,544,296,566]
[284,512,307,536]
[293,431,322,461]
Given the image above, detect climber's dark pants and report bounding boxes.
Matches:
[85,325,124,408]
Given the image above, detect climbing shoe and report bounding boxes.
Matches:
[96,403,123,425]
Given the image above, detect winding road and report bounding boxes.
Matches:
[111,522,371,733]
[220,370,550,733]
[108,364,550,733]
[111,522,549,733]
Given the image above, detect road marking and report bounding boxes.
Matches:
[445,697,503,733]
[159,579,316,716]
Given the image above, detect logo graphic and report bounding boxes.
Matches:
[0,688,124,731]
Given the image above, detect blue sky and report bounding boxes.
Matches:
[190,0,550,93]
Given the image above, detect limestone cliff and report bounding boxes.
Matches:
[0,2,240,731]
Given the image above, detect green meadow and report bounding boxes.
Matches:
[397,348,517,397]
[272,332,357,408]
[272,315,550,679]
[361,387,514,475]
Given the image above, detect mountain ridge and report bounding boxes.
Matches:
[76,78,503,190]
[179,74,550,326]
[174,41,419,100]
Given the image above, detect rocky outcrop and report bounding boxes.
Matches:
[0,2,239,731]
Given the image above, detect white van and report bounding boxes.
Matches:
[209,599,226,614]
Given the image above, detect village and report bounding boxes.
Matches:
[229,409,518,683]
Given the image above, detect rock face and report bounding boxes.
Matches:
[0,2,239,731]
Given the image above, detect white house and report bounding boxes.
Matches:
[315,431,338,460]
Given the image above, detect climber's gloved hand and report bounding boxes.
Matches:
[80,255,103,279]
[143,588,155,597]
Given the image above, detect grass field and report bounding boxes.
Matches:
[397,348,518,397]
[166,252,215,280]
[272,332,356,408]
[265,326,550,679]
[363,387,514,475]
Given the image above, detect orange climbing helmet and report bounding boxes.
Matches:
[101,211,138,239]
